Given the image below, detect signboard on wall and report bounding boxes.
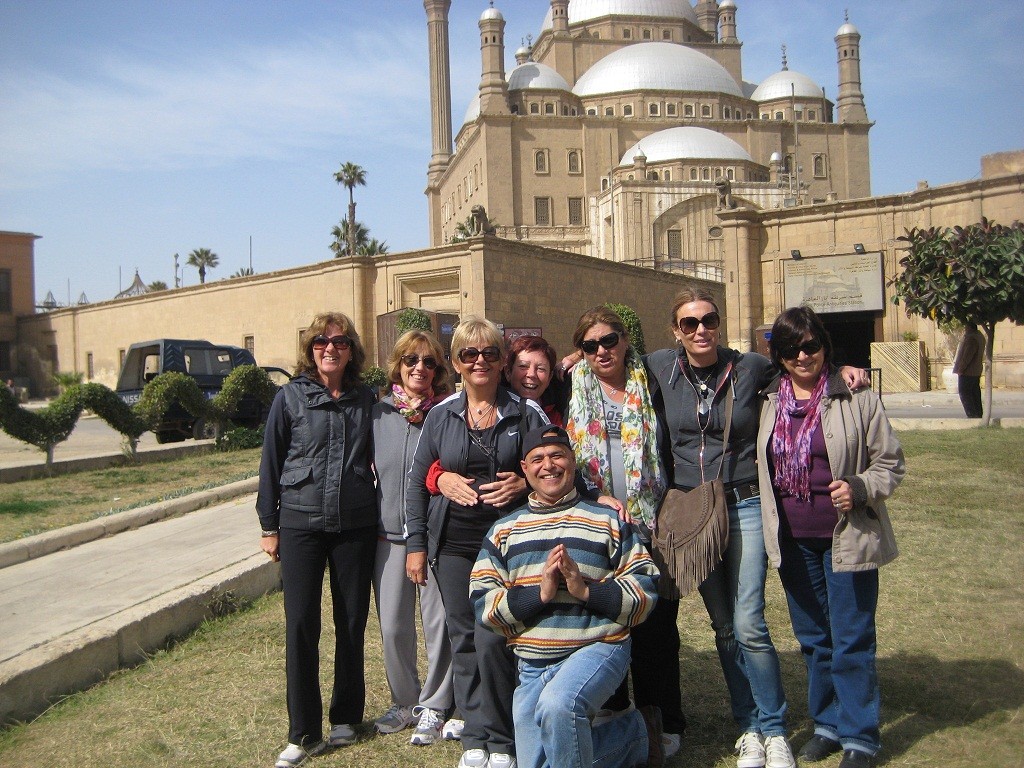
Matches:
[783,253,884,314]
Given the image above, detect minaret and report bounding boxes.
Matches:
[478,3,510,115]
[424,0,453,184]
[719,0,737,43]
[550,0,569,35]
[548,0,574,82]
[835,12,868,123]
[695,0,719,39]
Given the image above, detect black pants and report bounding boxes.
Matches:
[958,375,983,418]
[279,525,376,746]
[435,551,517,755]
[604,595,687,736]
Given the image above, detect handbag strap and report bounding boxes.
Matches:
[714,378,734,481]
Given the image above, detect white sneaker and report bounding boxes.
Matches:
[326,723,357,747]
[275,741,325,768]
[735,731,766,768]
[663,732,682,758]
[374,703,416,734]
[443,718,466,740]
[410,706,445,745]
[458,748,489,768]
[488,753,517,768]
[764,735,797,768]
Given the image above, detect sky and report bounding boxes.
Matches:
[2,0,1022,306]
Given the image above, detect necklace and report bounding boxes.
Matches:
[598,378,625,397]
[468,400,496,429]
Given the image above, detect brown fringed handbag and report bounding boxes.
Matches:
[651,380,733,599]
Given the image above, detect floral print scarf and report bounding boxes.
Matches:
[391,384,441,424]
[566,352,665,528]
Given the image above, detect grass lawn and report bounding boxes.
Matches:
[0,448,261,543]
[0,429,1021,767]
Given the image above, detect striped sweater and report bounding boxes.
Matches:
[470,490,659,661]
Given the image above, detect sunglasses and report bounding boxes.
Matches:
[779,338,824,360]
[311,335,352,351]
[677,312,721,335]
[401,354,438,370]
[580,332,621,355]
[457,346,502,364]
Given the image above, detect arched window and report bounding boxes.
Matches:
[530,102,540,114]
[567,150,581,174]
[726,168,734,180]
[813,155,827,178]
[587,108,597,116]
[605,106,614,116]
[662,30,672,40]
[664,169,672,181]
[666,103,677,116]
[623,28,632,39]
[647,171,659,180]
[544,102,555,115]
[701,105,712,117]
[775,111,784,120]
[535,150,548,174]
[684,104,694,117]
[690,168,698,180]
[724,107,732,119]
[623,104,634,117]
[649,103,660,116]
[702,167,710,180]
[642,29,652,40]
[601,177,609,191]
[808,109,817,121]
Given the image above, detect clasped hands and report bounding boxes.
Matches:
[540,543,589,604]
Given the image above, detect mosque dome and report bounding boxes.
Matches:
[574,42,742,98]
[462,93,480,125]
[618,127,753,166]
[508,61,572,92]
[719,0,736,7]
[836,21,859,36]
[750,69,823,101]
[542,0,698,30]
[481,6,504,22]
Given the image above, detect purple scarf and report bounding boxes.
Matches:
[391,384,440,424]
[771,374,828,501]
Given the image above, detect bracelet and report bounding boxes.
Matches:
[261,529,279,537]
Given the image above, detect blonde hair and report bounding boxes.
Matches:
[451,316,504,356]
[386,330,452,396]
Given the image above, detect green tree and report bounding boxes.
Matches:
[396,307,432,335]
[333,162,367,259]
[147,280,169,292]
[187,248,219,285]
[330,220,370,257]
[359,238,389,256]
[890,217,1024,426]
[230,267,255,278]
[605,302,646,357]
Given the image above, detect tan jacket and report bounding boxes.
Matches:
[757,372,905,572]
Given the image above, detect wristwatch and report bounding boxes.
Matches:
[261,529,279,537]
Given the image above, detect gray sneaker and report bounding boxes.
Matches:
[275,741,325,768]
[374,704,416,734]
[410,706,445,745]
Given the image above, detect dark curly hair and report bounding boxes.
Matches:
[295,312,366,391]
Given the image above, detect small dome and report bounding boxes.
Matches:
[481,6,503,22]
[508,61,572,92]
[619,127,753,166]
[836,21,859,36]
[719,0,736,8]
[750,69,823,101]
[542,0,698,30]
[574,42,742,98]
[462,93,480,125]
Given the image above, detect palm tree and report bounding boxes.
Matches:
[359,238,389,256]
[230,267,255,278]
[147,280,169,292]
[330,220,369,257]
[333,162,367,258]
[187,248,219,284]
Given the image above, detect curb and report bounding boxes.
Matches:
[0,553,281,726]
[0,477,259,570]
[0,441,214,483]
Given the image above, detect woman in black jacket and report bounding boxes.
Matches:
[257,312,376,768]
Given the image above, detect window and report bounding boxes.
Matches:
[0,341,10,373]
[701,105,712,117]
[690,168,698,180]
[662,30,672,40]
[649,103,660,116]
[567,150,582,174]
[545,102,555,115]
[530,102,540,114]
[813,155,827,178]
[702,167,711,180]
[667,230,682,258]
[535,150,548,174]
[534,197,551,226]
[118,348,126,371]
[775,111,784,120]
[727,168,734,180]
[602,177,609,190]
[510,104,519,114]
[605,106,614,116]
[647,171,659,180]
[664,170,671,181]
[666,103,677,116]
[623,28,632,39]
[562,105,569,116]
[244,335,255,354]
[684,104,694,117]
[623,104,633,116]
[760,112,769,120]
[587,108,597,115]
[642,29,652,40]
[86,352,94,380]
[568,197,584,225]
[724,107,732,119]
[0,270,10,313]
[808,109,816,121]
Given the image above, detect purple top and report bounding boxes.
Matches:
[773,401,836,539]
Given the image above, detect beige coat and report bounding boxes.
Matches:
[757,373,905,573]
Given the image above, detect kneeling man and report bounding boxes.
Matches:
[470,426,663,768]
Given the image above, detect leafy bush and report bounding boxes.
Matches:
[362,366,388,391]
[217,425,265,452]
[605,302,646,356]
[396,307,432,335]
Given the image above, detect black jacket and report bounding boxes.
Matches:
[256,374,376,532]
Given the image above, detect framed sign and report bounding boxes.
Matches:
[783,253,884,313]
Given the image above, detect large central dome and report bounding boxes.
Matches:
[619,127,753,165]
[542,0,698,30]
[574,42,742,98]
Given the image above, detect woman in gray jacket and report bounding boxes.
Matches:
[758,307,905,768]
[370,330,456,745]
[257,312,377,768]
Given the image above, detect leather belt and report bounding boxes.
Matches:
[725,482,759,504]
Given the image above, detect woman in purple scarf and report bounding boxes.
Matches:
[757,307,905,768]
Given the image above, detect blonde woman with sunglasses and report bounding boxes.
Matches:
[406,316,547,768]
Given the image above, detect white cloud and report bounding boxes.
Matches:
[0,29,429,189]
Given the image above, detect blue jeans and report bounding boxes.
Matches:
[514,640,648,768]
[777,536,880,756]
[698,496,788,736]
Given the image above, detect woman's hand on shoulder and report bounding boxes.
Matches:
[597,494,630,522]
[840,365,871,390]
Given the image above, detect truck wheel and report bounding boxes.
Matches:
[192,418,221,441]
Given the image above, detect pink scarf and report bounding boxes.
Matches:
[771,373,828,501]
[391,384,440,424]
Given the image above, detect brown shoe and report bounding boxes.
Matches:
[637,705,665,767]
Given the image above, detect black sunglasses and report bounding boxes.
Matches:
[401,354,438,370]
[457,346,502,364]
[311,335,352,351]
[677,312,721,335]
[779,338,824,360]
[580,332,621,355]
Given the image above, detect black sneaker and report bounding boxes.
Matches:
[798,735,842,762]
[839,749,875,768]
